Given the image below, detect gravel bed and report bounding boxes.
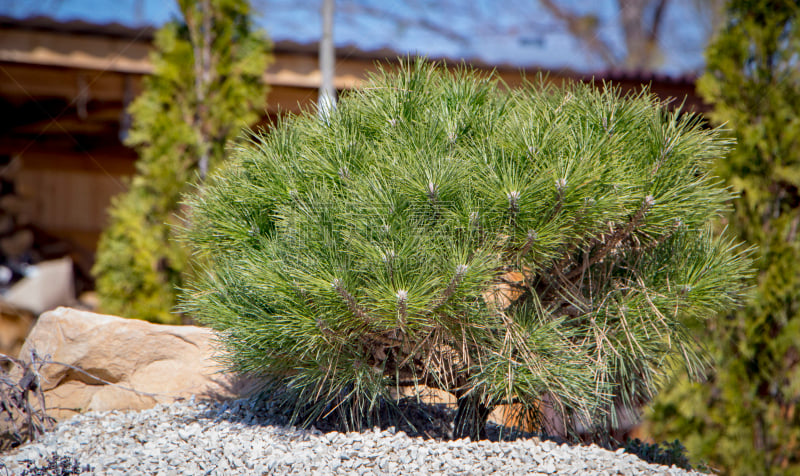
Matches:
[1,397,706,475]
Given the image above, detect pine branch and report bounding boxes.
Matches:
[332,278,372,324]
[517,229,538,263]
[565,195,655,280]
[427,264,469,313]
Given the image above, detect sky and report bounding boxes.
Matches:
[0,0,715,75]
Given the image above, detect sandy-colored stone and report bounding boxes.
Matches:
[389,385,458,406]
[14,307,256,420]
[483,270,527,310]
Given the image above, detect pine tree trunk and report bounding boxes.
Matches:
[452,394,492,440]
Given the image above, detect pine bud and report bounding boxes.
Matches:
[396,289,408,324]
[629,195,656,225]
[555,178,567,192]
[469,211,480,226]
[507,190,520,213]
[338,166,350,180]
[455,264,469,277]
[428,182,438,201]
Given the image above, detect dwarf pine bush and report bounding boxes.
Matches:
[182,60,751,441]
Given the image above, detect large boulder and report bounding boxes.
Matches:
[14,307,256,420]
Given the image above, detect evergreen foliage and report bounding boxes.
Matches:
[92,0,270,323]
[622,438,692,470]
[182,60,751,440]
[644,1,800,473]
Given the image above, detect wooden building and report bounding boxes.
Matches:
[0,15,703,279]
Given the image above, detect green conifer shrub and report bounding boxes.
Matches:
[644,1,800,473]
[92,0,270,324]
[182,60,751,440]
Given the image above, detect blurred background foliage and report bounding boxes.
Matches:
[643,1,800,474]
[91,0,271,323]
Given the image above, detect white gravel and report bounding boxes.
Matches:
[0,397,706,475]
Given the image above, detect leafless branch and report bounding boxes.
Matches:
[538,0,620,67]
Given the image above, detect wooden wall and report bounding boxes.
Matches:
[16,157,133,251]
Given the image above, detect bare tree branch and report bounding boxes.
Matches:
[538,0,620,67]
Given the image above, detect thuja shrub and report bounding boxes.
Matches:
[182,60,751,441]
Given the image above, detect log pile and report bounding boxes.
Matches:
[0,157,90,363]
[0,157,75,295]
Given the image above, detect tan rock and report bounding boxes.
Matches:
[390,386,540,432]
[489,402,540,432]
[389,385,457,406]
[482,270,527,310]
[14,307,257,420]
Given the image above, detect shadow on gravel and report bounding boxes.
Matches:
[200,395,696,471]
[200,394,558,443]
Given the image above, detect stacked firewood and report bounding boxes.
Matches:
[0,158,36,292]
[1,157,100,307]
[0,158,75,293]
